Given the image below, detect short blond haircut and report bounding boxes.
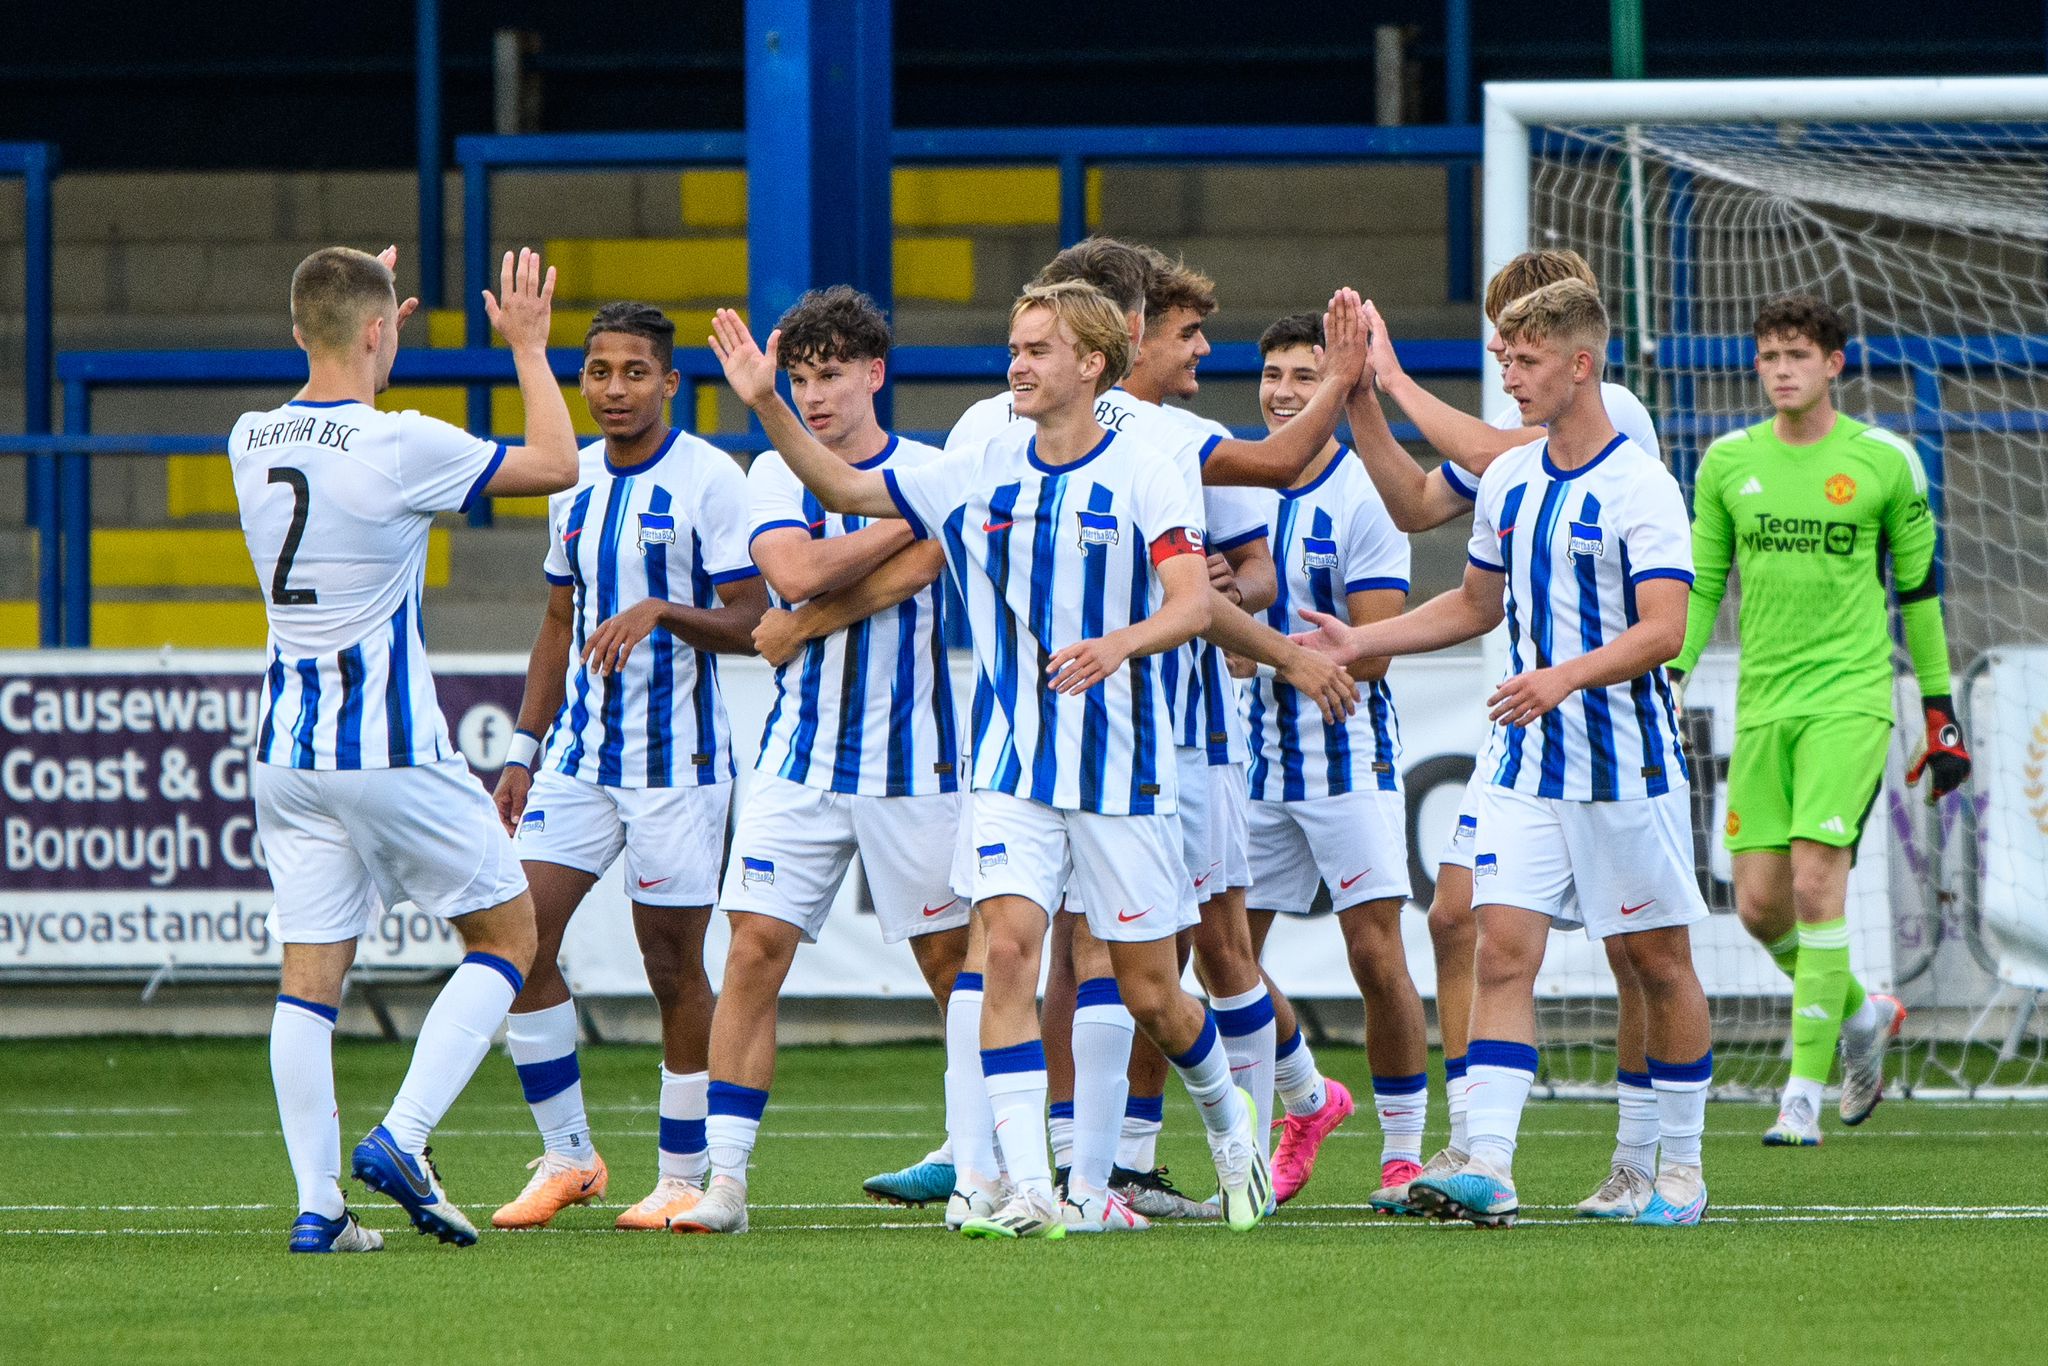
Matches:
[291,247,396,352]
[1484,248,1598,325]
[1011,280,1133,393]
[1495,278,1609,369]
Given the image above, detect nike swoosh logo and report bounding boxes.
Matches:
[1497,526,1513,540]
[637,876,669,889]
[807,519,826,531]
[920,901,954,917]
[580,1174,600,1193]
[1620,899,1655,915]
[563,529,583,543]
[375,1135,432,1200]
[982,520,1014,533]
[1340,869,1372,889]
[1117,908,1152,922]
[1192,873,1212,888]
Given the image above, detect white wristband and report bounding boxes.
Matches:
[504,731,541,770]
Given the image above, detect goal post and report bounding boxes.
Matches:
[1478,76,2048,1099]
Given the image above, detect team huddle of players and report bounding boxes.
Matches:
[232,230,1970,1252]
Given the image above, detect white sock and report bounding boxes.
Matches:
[1211,983,1277,1161]
[1613,1068,1659,1177]
[1168,1013,1247,1139]
[659,1067,709,1183]
[1842,994,1882,1041]
[944,976,1000,1190]
[381,953,521,1154]
[1273,1025,1328,1118]
[271,995,344,1219]
[1463,1039,1538,1176]
[1782,1073,1824,1116]
[1048,1103,1075,1171]
[1118,1094,1164,1171]
[506,1001,593,1163]
[1445,1054,1471,1152]
[982,1041,1054,1202]
[1650,1052,1711,1169]
[1372,1071,1428,1166]
[1071,978,1135,1193]
[927,1136,954,1166]
[705,1081,767,1186]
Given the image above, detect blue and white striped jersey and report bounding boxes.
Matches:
[1444,382,1662,499]
[539,429,759,788]
[230,399,505,770]
[888,422,1206,816]
[1465,434,1693,802]
[1246,450,1412,802]
[748,436,960,798]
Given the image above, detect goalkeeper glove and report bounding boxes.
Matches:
[1666,667,1688,715]
[1906,694,1972,800]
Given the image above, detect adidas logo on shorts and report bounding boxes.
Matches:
[1820,816,1846,835]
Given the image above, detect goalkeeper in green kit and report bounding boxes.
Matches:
[1669,295,1971,1146]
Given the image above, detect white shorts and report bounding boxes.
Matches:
[513,768,729,907]
[719,773,967,943]
[1174,748,1252,898]
[964,790,1198,943]
[1471,783,1708,939]
[1436,765,1486,870]
[254,756,528,945]
[1246,788,1412,916]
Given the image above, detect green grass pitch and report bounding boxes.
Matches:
[3,1037,2043,1363]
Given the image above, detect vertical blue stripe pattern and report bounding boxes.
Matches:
[593,475,633,786]
[333,644,365,770]
[642,485,676,786]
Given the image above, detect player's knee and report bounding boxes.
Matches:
[1427,897,1475,955]
[1790,867,1841,920]
[1472,936,1538,992]
[981,930,1037,986]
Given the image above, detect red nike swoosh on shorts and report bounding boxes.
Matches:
[637,876,669,889]
[921,901,954,917]
[1339,869,1372,890]
[1193,873,1212,888]
[1117,907,1152,923]
[1620,899,1655,915]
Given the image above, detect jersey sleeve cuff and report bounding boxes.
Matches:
[883,469,928,539]
[1209,526,1268,553]
[1628,567,1695,587]
[1197,434,1224,466]
[707,564,763,586]
[747,518,810,546]
[1439,461,1479,500]
[543,571,574,586]
[459,442,510,513]
[1467,553,1506,574]
[1346,576,1410,594]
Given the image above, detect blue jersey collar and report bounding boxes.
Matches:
[606,426,682,477]
[1027,426,1115,475]
[1542,432,1626,481]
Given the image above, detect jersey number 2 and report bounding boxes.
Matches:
[267,467,319,605]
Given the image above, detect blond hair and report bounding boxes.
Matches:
[1495,278,1609,369]
[1011,280,1133,393]
[1484,249,1598,325]
[290,247,396,352]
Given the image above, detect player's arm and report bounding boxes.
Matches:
[1201,291,1368,489]
[1488,578,1688,729]
[750,520,917,605]
[1342,587,1407,683]
[1345,378,1473,533]
[711,311,896,518]
[1201,595,1359,724]
[1294,561,1503,665]
[1886,455,1971,798]
[583,573,770,677]
[479,248,581,497]
[493,581,573,831]
[1048,533,1212,695]
[1212,535,1277,615]
[1365,299,1530,480]
[753,542,949,668]
[1667,452,1732,694]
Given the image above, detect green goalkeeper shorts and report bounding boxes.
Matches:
[1724,714,1892,852]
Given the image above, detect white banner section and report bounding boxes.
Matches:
[1967,649,2048,990]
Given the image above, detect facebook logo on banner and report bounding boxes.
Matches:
[1567,520,1605,560]
[1075,509,1120,549]
[741,856,776,887]
[1301,535,1341,570]
[638,512,677,548]
[977,843,1008,869]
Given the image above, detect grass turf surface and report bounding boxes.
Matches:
[3,1038,2043,1364]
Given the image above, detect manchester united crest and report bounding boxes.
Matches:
[1825,473,1857,505]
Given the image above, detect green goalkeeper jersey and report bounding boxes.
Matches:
[1672,413,1951,728]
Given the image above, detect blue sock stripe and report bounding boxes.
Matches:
[1646,1052,1714,1085]
[1468,1038,1540,1075]
[953,972,984,994]
[1214,993,1277,1037]
[276,994,338,1023]
[1075,976,1123,1010]
[461,951,525,995]
[514,1052,581,1104]
[658,1116,706,1154]
[1275,1026,1304,1061]
[1615,1067,1655,1091]
[1371,1071,1429,1098]
[1167,1013,1220,1071]
[1048,1100,1075,1120]
[706,1080,770,1120]
[979,1040,1047,1076]
[1124,1093,1165,1123]
[1443,1053,1468,1082]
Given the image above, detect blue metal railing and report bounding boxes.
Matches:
[4,143,57,562]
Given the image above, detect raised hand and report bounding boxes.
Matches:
[374,244,422,335]
[482,247,556,353]
[1290,607,1365,666]
[709,309,781,409]
[1319,287,1368,391]
[1363,299,1403,392]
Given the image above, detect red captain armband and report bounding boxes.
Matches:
[1150,527,1206,567]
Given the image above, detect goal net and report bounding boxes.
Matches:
[1484,78,2048,1099]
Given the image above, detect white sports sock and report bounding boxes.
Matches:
[1118,1094,1164,1171]
[1273,1025,1328,1118]
[1842,994,1882,1041]
[1445,1055,1471,1152]
[381,953,521,1154]
[1169,1014,1247,1139]
[927,1136,954,1166]
[1372,1072,1428,1166]
[705,1081,768,1185]
[1650,1052,1712,1169]
[506,1001,593,1164]
[1613,1069,1659,1177]
[1782,1073,1824,1116]
[982,1041,1054,1202]
[271,996,345,1219]
[1463,1039,1538,1175]
[1071,978,1135,1193]
[944,976,1001,1191]
[1211,983,1277,1162]
[1048,1104,1075,1171]
[659,1067,709,1183]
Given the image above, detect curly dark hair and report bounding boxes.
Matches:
[774,285,893,369]
[1257,312,1324,357]
[584,301,676,369]
[1753,293,1849,354]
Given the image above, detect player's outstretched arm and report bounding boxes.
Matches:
[751,520,916,606]
[1202,290,1369,489]
[583,575,770,677]
[1345,378,1471,533]
[1886,459,1970,799]
[1201,594,1359,723]
[1490,577,1687,729]
[1669,450,1733,684]
[1341,586,1407,682]
[480,248,581,497]
[1047,539,1212,695]
[1365,299,1530,479]
[753,542,948,668]
[1294,561,1504,666]
[711,310,897,519]
[493,582,574,831]
[1216,538,1277,615]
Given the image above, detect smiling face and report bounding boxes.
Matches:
[1007,304,1103,421]
[580,331,678,444]
[1130,305,1212,401]
[1754,329,1843,418]
[785,351,884,445]
[1259,342,1322,434]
